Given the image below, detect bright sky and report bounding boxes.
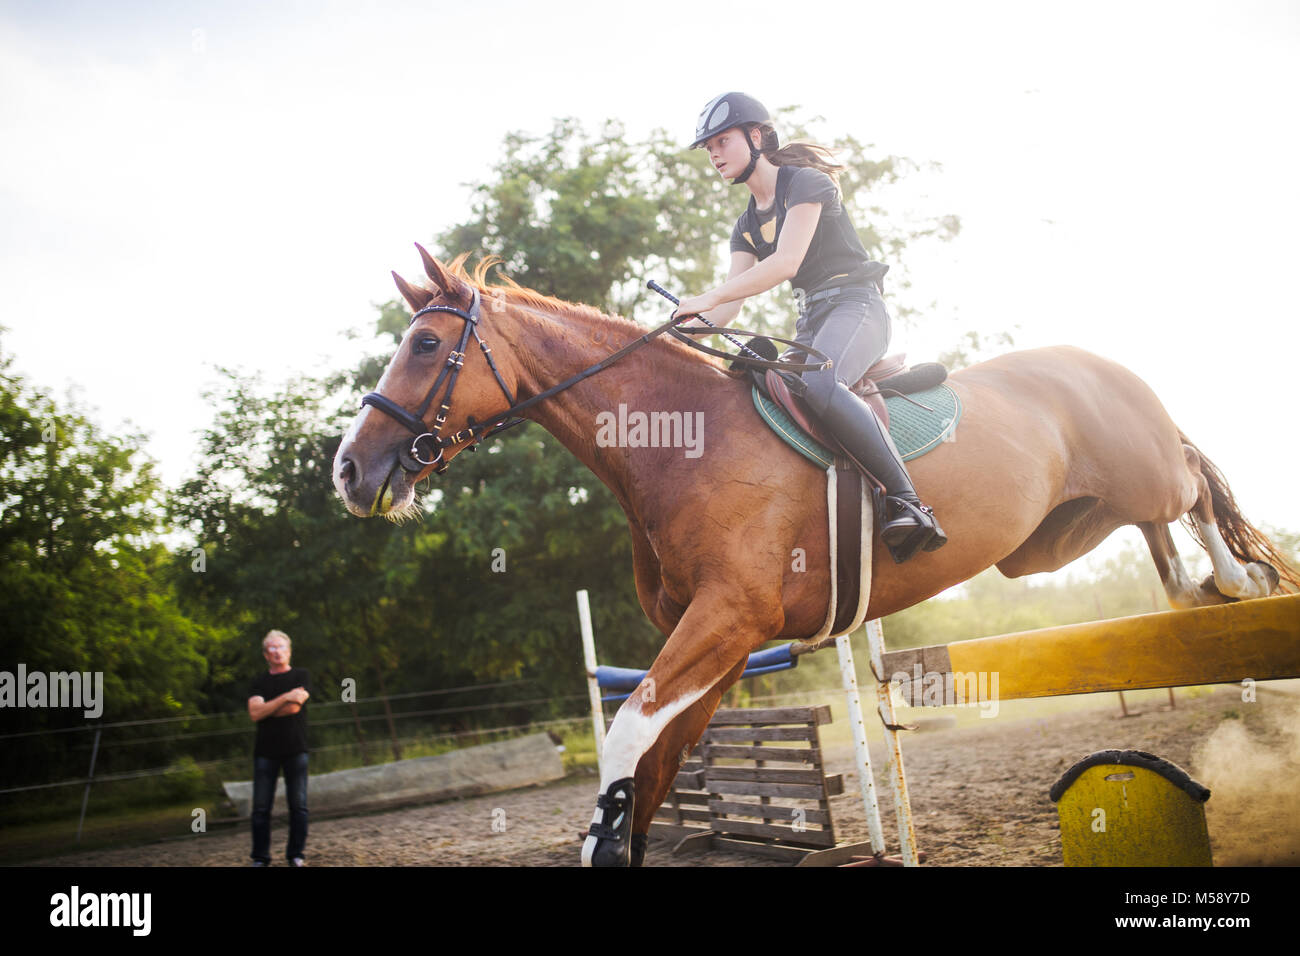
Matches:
[3,1,1298,562]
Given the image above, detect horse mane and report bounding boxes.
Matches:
[439,253,617,326]
[427,253,736,374]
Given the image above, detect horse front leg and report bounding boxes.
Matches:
[581,589,783,867]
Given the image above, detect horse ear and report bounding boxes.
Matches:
[392,271,433,311]
[415,242,442,282]
[414,242,467,298]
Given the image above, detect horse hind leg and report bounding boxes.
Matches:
[1138,520,1228,609]
[1181,442,1282,601]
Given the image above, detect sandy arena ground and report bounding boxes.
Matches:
[29,683,1300,867]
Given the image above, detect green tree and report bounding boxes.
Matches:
[166,363,651,749]
[161,113,976,746]
[434,112,960,340]
[0,336,216,783]
[169,368,411,706]
[320,113,972,707]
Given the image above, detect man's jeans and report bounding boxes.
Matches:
[250,752,308,863]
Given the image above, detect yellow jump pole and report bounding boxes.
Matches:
[883,593,1300,705]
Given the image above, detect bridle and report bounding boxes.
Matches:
[361,288,522,474]
[360,284,832,476]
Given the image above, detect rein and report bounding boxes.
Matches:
[360,283,832,475]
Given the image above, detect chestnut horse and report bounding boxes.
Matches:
[333,249,1295,866]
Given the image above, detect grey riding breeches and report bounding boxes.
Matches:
[792,284,891,418]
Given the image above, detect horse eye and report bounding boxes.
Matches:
[414,336,440,354]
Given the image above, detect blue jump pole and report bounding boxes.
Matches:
[594,643,798,702]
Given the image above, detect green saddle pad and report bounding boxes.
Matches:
[752,384,962,470]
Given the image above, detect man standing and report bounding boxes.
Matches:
[247,629,310,866]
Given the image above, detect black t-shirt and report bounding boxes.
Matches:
[730,165,885,295]
[250,667,310,758]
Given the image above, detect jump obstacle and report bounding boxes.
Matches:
[579,589,919,866]
[654,705,846,863]
[884,592,1300,706]
[578,590,1300,866]
[1050,749,1214,867]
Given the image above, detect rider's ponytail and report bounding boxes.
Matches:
[752,124,846,189]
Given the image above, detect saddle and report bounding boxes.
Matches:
[749,352,950,635]
[756,353,948,454]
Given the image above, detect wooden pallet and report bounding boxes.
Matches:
[651,705,843,863]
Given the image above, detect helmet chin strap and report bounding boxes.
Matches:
[729,141,762,185]
[726,125,765,185]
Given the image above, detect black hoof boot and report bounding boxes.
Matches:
[881,495,947,563]
[585,777,635,867]
[630,832,649,868]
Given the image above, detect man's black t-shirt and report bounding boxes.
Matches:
[251,667,310,758]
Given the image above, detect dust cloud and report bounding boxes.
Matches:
[1193,686,1300,866]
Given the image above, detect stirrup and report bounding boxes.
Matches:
[585,777,636,867]
[885,526,932,564]
[880,497,946,563]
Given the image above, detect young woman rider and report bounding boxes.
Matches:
[672,91,946,563]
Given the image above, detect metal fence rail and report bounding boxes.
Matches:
[0,677,595,842]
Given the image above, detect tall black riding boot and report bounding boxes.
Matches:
[816,384,947,563]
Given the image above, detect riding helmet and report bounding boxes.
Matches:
[689,91,771,149]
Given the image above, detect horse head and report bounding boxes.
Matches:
[333,246,522,519]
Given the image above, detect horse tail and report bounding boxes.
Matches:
[1178,430,1300,591]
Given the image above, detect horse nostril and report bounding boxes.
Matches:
[339,457,357,487]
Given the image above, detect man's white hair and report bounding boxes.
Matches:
[262,629,292,650]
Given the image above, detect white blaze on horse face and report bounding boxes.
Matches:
[335,333,413,494]
[333,410,365,493]
[339,405,369,451]
[369,338,406,398]
[334,405,383,488]
[580,684,711,866]
[1193,514,1272,600]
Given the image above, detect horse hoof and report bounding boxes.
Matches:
[1198,573,1237,603]
[1253,562,1281,594]
[589,837,630,867]
[630,833,648,868]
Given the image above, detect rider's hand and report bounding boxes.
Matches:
[672,293,714,320]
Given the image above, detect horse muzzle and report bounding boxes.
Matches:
[334,443,410,518]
